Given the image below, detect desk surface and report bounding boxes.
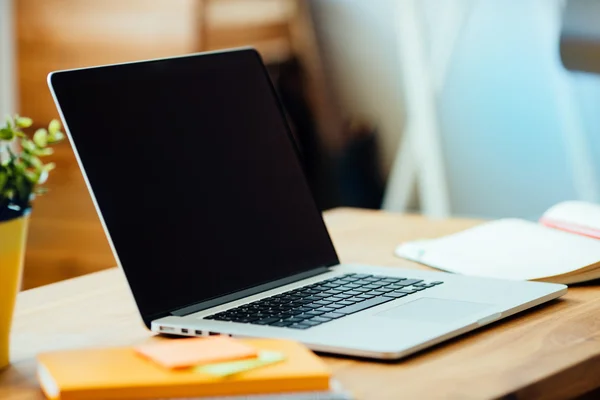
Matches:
[3,208,600,400]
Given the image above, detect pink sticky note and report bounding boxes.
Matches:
[135,337,258,369]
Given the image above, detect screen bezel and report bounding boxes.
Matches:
[47,48,339,328]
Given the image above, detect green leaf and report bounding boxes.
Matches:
[24,169,39,183]
[48,119,61,135]
[48,131,65,144]
[0,127,14,140]
[21,152,42,169]
[0,169,7,192]
[33,128,48,147]
[15,116,33,128]
[36,147,54,156]
[21,139,37,153]
[15,173,32,203]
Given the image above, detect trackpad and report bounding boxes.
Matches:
[376,298,492,324]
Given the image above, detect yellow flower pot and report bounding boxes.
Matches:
[0,213,29,369]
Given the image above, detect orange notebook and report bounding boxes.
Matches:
[37,339,330,400]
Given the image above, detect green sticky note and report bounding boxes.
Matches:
[196,350,285,377]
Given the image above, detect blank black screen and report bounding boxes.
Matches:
[50,49,339,322]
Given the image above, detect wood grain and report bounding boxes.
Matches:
[3,208,600,399]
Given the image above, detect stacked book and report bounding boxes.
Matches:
[37,337,351,399]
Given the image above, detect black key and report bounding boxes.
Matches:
[339,278,360,283]
[316,307,335,313]
[337,300,355,306]
[332,293,352,299]
[376,287,395,293]
[431,281,444,285]
[395,289,417,294]
[382,278,406,283]
[337,297,359,304]
[301,320,323,327]
[284,317,307,324]
[271,313,289,319]
[236,316,260,323]
[214,315,233,321]
[363,284,384,289]
[420,284,436,289]
[314,300,333,306]
[328,304,346,309]
[346,297,367,303]
[324,289,344,295]
[335,297,395,315]
[204,315,216,320]
[320,296,342,303]
[305,310,325,317]
[296,307,313,313]
[352,274,372,278]
[341,284,361,289]
[365,290,385,296]
[271,321,293,327]
[312,293,330,299]
[383,292,408,299]
[358,294,375,299]
[345,290,362,296]
[363,277,382,282]
[410,287,426,291]
[304,296,322,302]
[322,312,345,319]
[310,316,332,323]
[398,279,423,286]
[305,303,324,309]
[386,284,405,290]
[289,323,312,330]
[353,288,372,293]
[253,317,280,325]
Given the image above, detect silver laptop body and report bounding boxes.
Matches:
[48,49,566,360]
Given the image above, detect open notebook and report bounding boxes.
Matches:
[395,201,600,284]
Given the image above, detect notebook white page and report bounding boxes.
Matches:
[395,218,600,281]
[542,201,600,231]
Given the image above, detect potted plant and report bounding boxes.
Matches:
[0,115,63,369]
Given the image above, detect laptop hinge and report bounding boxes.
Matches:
[170,266,332,317]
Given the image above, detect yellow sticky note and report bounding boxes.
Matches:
[197,351,285,377]
[135,337,258,369]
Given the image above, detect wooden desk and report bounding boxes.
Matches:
[2,208,600,399]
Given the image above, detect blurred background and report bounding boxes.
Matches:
[1,0,600,289]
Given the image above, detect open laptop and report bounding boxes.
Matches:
[48,48,566,360]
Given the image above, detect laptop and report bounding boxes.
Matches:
[48,48,567,360]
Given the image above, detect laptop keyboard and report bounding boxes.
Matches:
[204,273,443,330]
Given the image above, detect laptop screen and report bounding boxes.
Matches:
[49,49,339,323]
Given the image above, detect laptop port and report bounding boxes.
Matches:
[159,326,175,333]
[195,330,203,335]
[208,331,220,336]
[181,328,188,334]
